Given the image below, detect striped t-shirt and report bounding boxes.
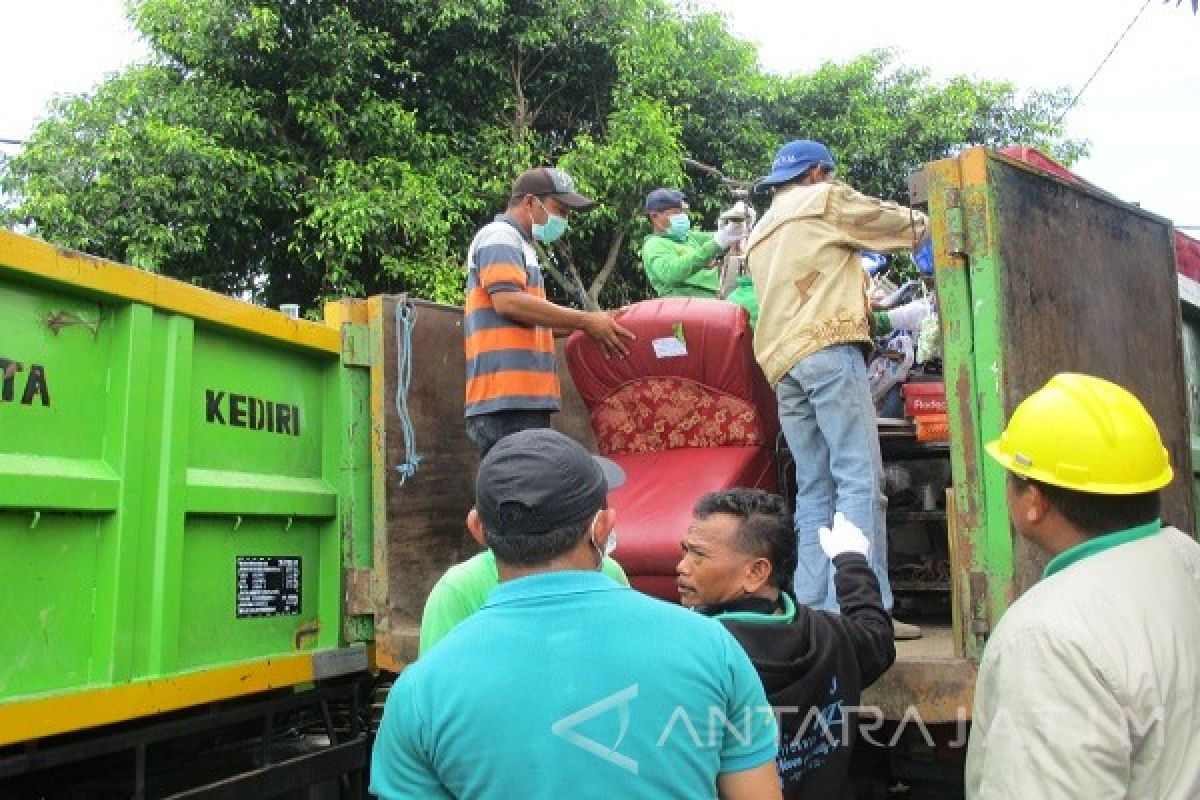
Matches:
[463,214,561,417]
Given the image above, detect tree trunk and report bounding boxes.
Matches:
[588,228,625,307]
[534,242,593,310]
[511,56,528,148]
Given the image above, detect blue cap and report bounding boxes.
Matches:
[644,188,687,213]
[756,140,836,190]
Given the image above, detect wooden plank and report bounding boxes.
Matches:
[379,300,478,666]
[552,337,600,452]
[375,300,598,665]
[862,624,976,723]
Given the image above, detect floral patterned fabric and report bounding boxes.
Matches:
[592,377,764,455]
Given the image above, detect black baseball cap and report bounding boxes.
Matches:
[644,188,687,213]
[510,167,597,211]
[476,429,625,537]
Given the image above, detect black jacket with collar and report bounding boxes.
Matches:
[700,554,895,800]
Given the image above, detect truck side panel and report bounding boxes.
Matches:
[991,154,1193,587]
[933,149,1193,662]
[0,232,370,745]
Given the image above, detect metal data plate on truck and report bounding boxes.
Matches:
[0,232,372,746]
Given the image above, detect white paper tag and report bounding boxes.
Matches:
[652,336,688,358]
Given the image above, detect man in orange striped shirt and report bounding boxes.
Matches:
[464,167,635,456]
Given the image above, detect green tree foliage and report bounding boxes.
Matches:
[1,0,1086,310]
[763,50,1088,202]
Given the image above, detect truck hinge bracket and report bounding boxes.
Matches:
[341,323,371,367]
[969,570,991,637]
[944,188,967,257]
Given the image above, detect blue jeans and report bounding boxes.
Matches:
[777,345,892,612]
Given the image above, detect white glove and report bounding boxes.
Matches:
[714,221,741,250]
[818,512,870,559]
[885,297,932,332]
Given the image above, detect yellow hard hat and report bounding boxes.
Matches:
[984,373,1173,494]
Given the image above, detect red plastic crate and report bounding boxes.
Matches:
[902,381,947,416]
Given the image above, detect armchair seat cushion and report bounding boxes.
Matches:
[608,447,776,601]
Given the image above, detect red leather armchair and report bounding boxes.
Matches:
[566,298,779,601]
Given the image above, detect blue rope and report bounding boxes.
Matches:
[394,300,421,484]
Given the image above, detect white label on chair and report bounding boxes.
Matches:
[652,337,688,358]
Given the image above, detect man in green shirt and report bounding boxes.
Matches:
[641,188,759,327]
[419,511,630,654]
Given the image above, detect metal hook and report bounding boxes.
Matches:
[234,515,243,531]
[284,516,294,532]
[30,511,41,530]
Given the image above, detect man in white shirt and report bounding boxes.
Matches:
[966,373,1200,799]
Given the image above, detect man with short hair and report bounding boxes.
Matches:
[678,488,895,799]
[641,187,759,326]
[371,429,782,800]
[966,373,1200,799]
[464,167,635,457]
[746,140,927,639]
[418,515,630,654]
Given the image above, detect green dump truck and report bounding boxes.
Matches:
[1,146,1196,797]
[0,235,376,796]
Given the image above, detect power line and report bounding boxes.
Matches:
[0,138,26,146]
[1055,0,1153,126]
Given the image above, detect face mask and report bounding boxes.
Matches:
[533,198,568,244]
[590,511,618,567]
[666,213,690,238]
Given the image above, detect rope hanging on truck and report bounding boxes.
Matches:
[394,299,421,484]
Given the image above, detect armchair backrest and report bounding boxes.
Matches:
[566,298,778,456]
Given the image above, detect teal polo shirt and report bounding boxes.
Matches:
[372,571,777,800]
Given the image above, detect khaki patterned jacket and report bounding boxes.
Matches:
[746,181,927,385]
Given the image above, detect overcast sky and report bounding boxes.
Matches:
[704,0,1199,229]
[2,0,1196,227]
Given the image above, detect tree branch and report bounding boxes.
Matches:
[556,239,598,311]
[538,255,575,295]
[682,157,755,190]
[534,241,594,310]
[529,81,570,127]
[588,228,625,306]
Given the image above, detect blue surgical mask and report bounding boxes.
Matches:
[533,198,569,244]
[667,213,691,238]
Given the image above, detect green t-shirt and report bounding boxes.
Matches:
[419,549,630,654]
[1042,519,1162,578]
[642,231,724,297]
[641,231,760,327]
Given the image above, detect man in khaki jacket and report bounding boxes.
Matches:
[967,373,1200,798]
[745,140,925,638]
